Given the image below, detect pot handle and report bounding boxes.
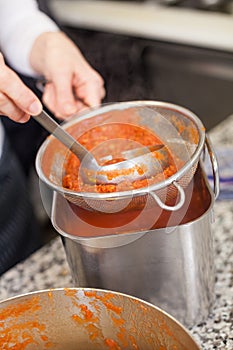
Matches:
[148,182,186,211]
[204,134,220,199]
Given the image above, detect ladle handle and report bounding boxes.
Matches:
[33,110,90,161]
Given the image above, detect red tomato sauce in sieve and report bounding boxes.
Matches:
[62,123,183,193]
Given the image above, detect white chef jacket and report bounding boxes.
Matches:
[0,0,58,160]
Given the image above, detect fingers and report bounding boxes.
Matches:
[42,73,105,119]
[73,78,106,109]
[0,92,30,123]
[42,83,56,115]
[73,67,105,108]
[52,71,77,116]
[42,82,86,119]
[0,54,42,122]
[42,70,105,119]
[42,75,77,119]
[42,82,74,119]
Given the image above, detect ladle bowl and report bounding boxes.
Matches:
[33,110,167,185]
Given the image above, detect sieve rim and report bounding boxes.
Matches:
[35,100,206,200]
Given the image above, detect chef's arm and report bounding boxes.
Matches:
[0,0,58,77]
[0,0,105,122]
[0,0,105,119]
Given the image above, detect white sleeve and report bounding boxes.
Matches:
[0,0,59,77]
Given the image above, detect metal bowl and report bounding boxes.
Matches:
[0,288,201,349]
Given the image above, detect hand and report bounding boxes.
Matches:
[30,32,105,119]
[0,53,42,123]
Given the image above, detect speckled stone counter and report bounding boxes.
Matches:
[0,115,232,350]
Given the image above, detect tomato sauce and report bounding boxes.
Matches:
[62,122,183,193]
[55,165,211,238]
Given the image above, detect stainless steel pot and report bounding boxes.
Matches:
[51,165,218,328]
[35,100,219,328]
[0,288,201,349]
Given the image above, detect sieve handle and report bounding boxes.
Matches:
[148,182,185,211]
[205,134,220,199]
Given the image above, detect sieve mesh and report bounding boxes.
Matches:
[36,101,206,213]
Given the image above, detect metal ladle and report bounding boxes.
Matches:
[33,110,168,185]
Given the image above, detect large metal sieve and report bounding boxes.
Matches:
[36,101,207,213]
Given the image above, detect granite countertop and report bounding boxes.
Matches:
[0,115,233,350]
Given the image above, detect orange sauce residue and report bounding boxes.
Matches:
[1,321,45,345]
[0,288,186,350]
[66,289,186,350]
[0,296,53,350]
[98,163,147,181]
[80,304,94,319]
[86,323,100,341]
[72,312,102,341]
[111,315,125,327]
[64,288,78,297]
[84,290,97,298]
[105,338,122,350]
[117,326,128,348]
[170,114,200,144]
[68,290,141,349]
[103,301,122,315]
[128,334,139,350]
[72,313,85,325]
[62,122,179,193]
[0,296,40,320]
